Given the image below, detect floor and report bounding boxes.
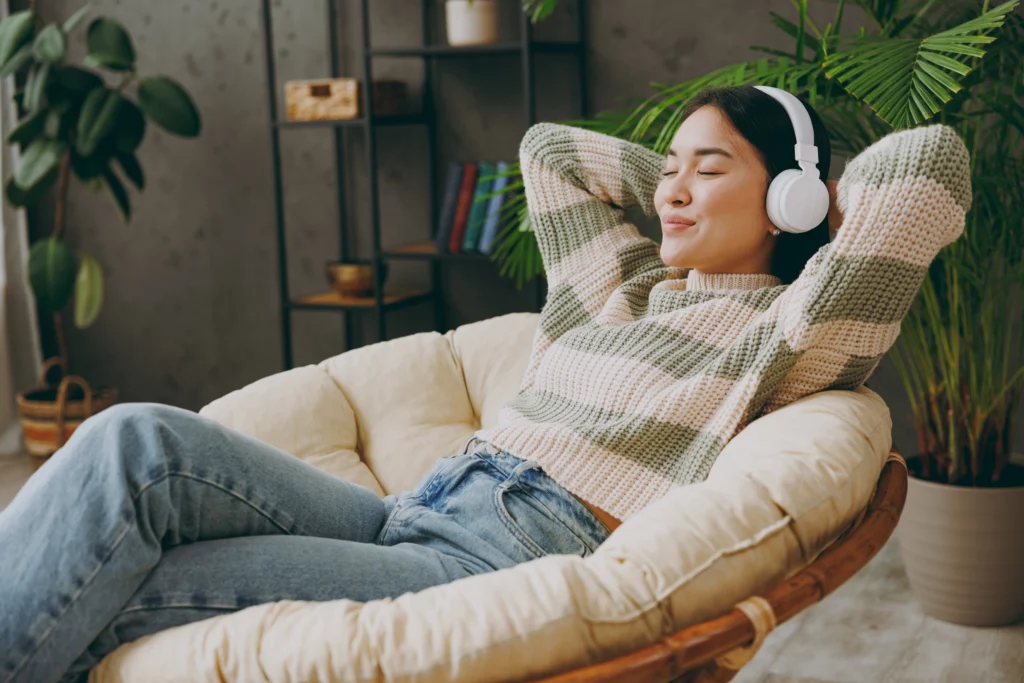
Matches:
[733,530,1024,683]
[2,453,1022,682]
[0,453,36,513]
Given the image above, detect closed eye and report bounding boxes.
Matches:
[661,170,722,177]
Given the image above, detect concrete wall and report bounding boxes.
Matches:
[20,0,1024,457]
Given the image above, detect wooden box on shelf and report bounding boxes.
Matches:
[284,78,408,121]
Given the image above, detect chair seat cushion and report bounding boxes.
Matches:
[91,313,892,683]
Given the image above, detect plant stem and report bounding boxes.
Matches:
[116,71,136,93]
[53,311,69,375]
[53,150,71,240]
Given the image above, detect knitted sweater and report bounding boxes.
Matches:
[474,121,972,521]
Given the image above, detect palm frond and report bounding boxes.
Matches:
[823,0,1017,129]
[522,0,559,23]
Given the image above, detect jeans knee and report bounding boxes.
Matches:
[71,403,192,469]
[85,402,186,432]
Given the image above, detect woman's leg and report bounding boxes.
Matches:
[60,533,466,681]
[0,403,461,683]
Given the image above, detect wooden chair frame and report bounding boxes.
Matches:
[535,447,908,683]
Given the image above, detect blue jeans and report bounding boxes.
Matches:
[0,403,612,683]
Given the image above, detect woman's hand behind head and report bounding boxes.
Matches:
[826,179,843,240]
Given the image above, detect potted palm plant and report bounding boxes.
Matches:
[0,5,201,460]
[493,0,1024,626]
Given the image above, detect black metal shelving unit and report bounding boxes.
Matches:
[260,0,589,370]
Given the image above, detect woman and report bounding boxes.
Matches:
[0,85,970,683]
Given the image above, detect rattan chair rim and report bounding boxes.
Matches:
[534,446,908,683]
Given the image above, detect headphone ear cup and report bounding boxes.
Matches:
[765,169,801,233]
[766,170,829,234]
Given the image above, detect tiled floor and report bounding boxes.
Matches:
[1,454,1021,681]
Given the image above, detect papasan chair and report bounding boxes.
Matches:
[88,311,906,683]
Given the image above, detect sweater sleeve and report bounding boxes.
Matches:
[519,122,667,303]
[769,123,972,407]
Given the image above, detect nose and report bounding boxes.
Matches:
[663,175,691,206]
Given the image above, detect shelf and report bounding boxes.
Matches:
[369,41,581,57]
[289,288,433,311]
[275,114,426,129]
[383,241,492,261]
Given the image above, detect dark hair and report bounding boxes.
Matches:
[681,85,831,285]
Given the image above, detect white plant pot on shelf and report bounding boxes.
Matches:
[446,0,499,47]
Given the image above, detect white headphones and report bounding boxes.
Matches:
[752,85,830,234]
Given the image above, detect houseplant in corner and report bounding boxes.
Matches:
[0,5,201,460]
[493,0,1024,626]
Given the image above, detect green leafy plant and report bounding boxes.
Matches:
[0,4,200,374]
[492,0,1023,487]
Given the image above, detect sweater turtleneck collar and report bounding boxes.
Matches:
[684,269,783,291]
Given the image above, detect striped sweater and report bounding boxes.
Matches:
[474,121,972,521]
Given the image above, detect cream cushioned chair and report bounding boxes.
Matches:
[89,311,896,683]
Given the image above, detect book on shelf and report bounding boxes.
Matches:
[462,161,496,252]
[448,162,478,254]
[478,160,511,254]
[434,162,464,254]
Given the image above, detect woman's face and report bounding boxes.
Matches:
[654,105,777,273]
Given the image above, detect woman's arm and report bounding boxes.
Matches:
[769,123,972,407]
[519,122,666,299]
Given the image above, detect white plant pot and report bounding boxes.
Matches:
[898,463,1024,626]
[446,0,499,47]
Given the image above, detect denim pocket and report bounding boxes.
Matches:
[492,464,590,560]
[409,454,463,502]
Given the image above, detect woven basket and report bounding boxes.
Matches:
[16,357,118,464]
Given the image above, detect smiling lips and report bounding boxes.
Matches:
[662,215,696,231]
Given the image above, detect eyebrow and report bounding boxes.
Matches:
[667,147,734,159]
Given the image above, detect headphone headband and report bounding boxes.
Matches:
[752,85,818,165]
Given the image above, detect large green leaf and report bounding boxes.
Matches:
[70,139,114,180]
[137,75,201,136]
[114,98,146,152]
[115,150,143,189]
[76,86,122,156]
[6,109,47,146]
[52,64,103,94]
[63,5,92,34]
[23,62,51,112]
[102,167,130,220]
[85,17,134,71]
[0,10,35,68]
[0,43,32,78]
[32,23,65,63]
[43,98,73,138]
[5,165,59,207]
[28,237,77,312]
[15,138,64,189]
[822,0,1017,129]
[74,251,104,328]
